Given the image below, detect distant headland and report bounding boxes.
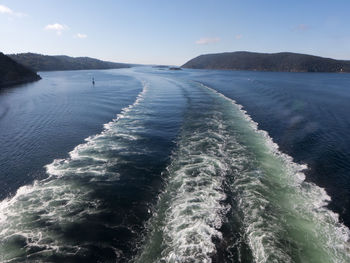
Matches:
[8,53,131,72]
[0,52,41,88]
[182,51,350,73]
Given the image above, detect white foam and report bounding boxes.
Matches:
[198,82,350,262]
[0,81,149,261]
[45,81,148,177]
[135,89,237,262]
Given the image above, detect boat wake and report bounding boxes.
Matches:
[135,81,350,263]
[1,72,349,263]
[0,82,149,262]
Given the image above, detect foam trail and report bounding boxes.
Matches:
[159,121,229,261]
[0,82,149,262]
[200,83,350,263]
[135,84,232,263]
[135,80,350,263]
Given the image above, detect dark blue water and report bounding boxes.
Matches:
[0,67,349,262]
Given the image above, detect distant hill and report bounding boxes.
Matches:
[0,52,41,87]
[182,51,350,73]
[8,53,131,72]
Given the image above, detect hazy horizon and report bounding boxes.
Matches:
[1,0,350,65]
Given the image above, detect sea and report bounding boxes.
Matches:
[0,67,349,262]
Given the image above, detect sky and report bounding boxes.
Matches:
[0,0,349,65]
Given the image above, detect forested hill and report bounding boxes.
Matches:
[9,53,131,72]
[182,51,350,73]
[0,52,41,87]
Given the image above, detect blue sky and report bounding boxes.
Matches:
[0,0,349,65]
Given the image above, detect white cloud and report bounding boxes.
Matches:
[195,37,220,45]
[0,4,25,17]
[75,33,87,39]
[45,23,68,35]
[0,5,12,14]
[235,34,243,39]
